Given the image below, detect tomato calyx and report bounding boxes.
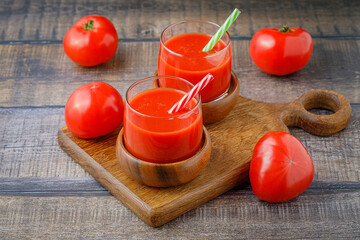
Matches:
[250,25,313,75]
[279,24,292,33]
[64,15,118,66]
[83,20,94,31]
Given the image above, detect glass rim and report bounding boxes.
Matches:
[160,20,231,59]
[125,75,201,119]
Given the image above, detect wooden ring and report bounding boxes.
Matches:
[116,126,212,187]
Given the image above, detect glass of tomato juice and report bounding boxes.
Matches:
[123,76,203,164]
[158,20,231,103]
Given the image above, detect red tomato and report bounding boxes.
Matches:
[250,25,313,75]
[65,82,124,139]
[249,131,314,203]
[63,15,118,67]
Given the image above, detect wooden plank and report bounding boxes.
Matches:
[0,107,87,178]
[0,190,359,238]
[1,177,359,195]
[0,41,154,107]
[0,38,359,108]
[1,0,359,42]
[0,177,105,193]
[0,105,359,183]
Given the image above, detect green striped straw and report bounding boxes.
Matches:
[202,8,241,52]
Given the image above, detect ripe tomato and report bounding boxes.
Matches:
[65,82,124,139]
[249,131,314,203]
[63,15,118,67]
[250,25,313,75]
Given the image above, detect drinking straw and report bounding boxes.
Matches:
[168,73,214,114]
[202,8,241,52]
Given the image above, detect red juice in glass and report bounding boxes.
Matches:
[124,76,203,164]
[158,21,231,102]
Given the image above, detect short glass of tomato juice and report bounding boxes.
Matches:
[158,20,231,103]
[123,76,203,164]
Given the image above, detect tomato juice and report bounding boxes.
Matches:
[124,87,203,164]
[158,31,231,102]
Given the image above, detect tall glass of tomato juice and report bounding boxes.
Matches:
[158,20,231,103]
[124,76,203,164]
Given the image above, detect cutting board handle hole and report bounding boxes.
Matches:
[307,108,334,116]
[285,89,352,136]
[300,90,341,114]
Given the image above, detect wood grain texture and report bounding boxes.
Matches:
[281,89,351,136]
[0,0,359,236]
[0,0,359,42]
[0,39,359,107]
[0,177,105,193]
[57,90,351,226]
[1,105,359,182]
[117,127,212,187]
[1,177,359,195]
[0,189,359,239]
[0,107,87,178]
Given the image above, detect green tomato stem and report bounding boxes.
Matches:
[83,20,94,31]
[279,25,292,33]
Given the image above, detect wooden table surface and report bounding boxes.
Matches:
[1,0,359,239]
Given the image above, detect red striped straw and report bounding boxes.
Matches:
[168,73,214,114]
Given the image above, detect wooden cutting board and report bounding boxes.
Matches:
[58,89,351,227]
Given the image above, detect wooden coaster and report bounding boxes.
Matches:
[116,126,211,187]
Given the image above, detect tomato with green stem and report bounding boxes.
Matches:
[249,131,314,203]
[250,25,313,76]
[63,15,118,67]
